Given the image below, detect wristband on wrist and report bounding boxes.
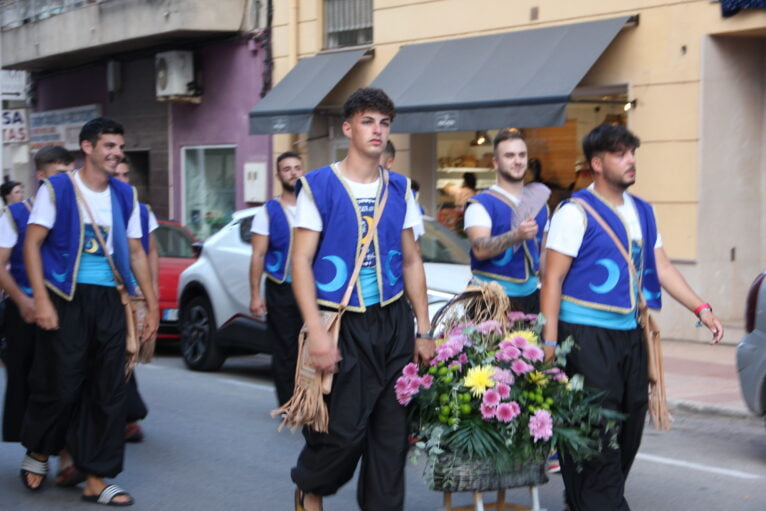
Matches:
[416,332,434,340]
[694,303,712,318]
[542,338,557,348]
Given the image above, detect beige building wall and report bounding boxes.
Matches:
[269,0,766,340]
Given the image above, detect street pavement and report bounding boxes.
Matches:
[0,340,764,510]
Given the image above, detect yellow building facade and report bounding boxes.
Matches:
[263,0,766,341]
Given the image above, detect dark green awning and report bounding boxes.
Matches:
[370,16,630,133]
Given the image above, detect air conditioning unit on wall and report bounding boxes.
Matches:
[155,51,194,98]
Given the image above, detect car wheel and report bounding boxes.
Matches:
[180,295,225,371]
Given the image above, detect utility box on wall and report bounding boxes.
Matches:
[244,162,268,203]
[155,51,194,97]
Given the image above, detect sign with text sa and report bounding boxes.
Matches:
[2,109,29,143]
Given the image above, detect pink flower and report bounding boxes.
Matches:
[402,363,419,378]
[394,377,409,393]
[512,336,529,350]
[493,368,515,385]
[507,311,526,322]
[483,389,500,407]
[480,403,496,420]
[528,409,553,442]
[511,359,533,375]
[421,374,434,389]
[507,400,521,417]
[458,353,468,364]
[449,361,462,371]
[476,320,502,335]
[406,377,421,393]
[524,313,539,322]
[396,392,412,406]
[523,345,544,362]
[496,402,519,422]
[496,383,511,399]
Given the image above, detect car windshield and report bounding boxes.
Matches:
[155,224,195,258]
[420,219,470,265]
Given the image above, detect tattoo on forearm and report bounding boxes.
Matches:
[473,231,517,255]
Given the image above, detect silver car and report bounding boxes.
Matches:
[736,271,766,418]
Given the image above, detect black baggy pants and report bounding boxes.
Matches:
[2,300,36,442]
[291,298,414,511]
[21,284,127,478]
[265,279,302,406]
[558,321,648,511]
[125,374,148,423]
[508,289,540,315]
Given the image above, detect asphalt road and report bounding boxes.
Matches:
[1,350,765,511]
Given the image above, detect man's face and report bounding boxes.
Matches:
[38,161,75,180]
[592,145,637,190]
[82,134,125,176]
[276,157,303,192]
[342,110,391,159]
[114,162,130,184]
[493,138,528,183]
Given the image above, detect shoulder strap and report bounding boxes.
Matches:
[337,169,390,311]
[485,189,519,213]
[571,197,645,307]
[68,172,126,288]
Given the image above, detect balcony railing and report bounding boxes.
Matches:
[1,0,110,30]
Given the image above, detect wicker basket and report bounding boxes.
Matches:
[426,453,548,492]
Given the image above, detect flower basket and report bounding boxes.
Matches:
[426,453,548,493]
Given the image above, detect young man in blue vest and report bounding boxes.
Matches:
[0,146,74,461]
[540,124,723,511]
[464,128,549,313]
[249,151,304,406]
[114,156,159,444]
[290,87,434,511]
[20,118,158,506]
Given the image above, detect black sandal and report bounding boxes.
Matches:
[20,453,48,491]
[81,484,134,507]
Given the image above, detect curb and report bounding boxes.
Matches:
[667,398,760,422]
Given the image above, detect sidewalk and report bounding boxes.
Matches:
[662,338,752,418]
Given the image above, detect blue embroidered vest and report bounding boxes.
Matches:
[468,192,548,283]
[297,165,409,312]
[139,203,150,254]
[41,173,137,300]
[6,199,34,295]
[561,189,662,314]
[264,199,292,283]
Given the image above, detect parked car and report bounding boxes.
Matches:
[176,210,472,372]
[155,220,197,340]
[736,271,766,419]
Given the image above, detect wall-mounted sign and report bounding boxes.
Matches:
[2,109,29,143]
[1,70,27,101]
[29,104,101,151]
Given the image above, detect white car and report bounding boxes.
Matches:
[177,210,472,371]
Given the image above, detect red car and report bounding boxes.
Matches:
[155,220,198,340]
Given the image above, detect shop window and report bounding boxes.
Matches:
[324,0,372,49]
[182,146,236,240]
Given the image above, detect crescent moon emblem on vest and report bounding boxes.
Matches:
[51,270,67,283]
[589,258,620,295]
[642,269,661,300]
[384,250,402,286]
[265,251,283,273]
[491,247,513,266]
[84,237,99,254]
[316,255,349,293]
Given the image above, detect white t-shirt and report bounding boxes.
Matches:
[29,171,143,254]
[0,204,29,248]
[250,202,297,236]
[463,185,551,233]
[546,186,663,258]
[147,210,159,234]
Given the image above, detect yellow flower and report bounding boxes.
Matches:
[463,365,495,397]
[507,329,539,346]
[528,371,548,387]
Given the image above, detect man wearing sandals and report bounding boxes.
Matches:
[540,124,724,511]
[0,147,75,475]
[290,87,434,511]
[464,128,549,314]
[20,118,158,506]
[249,151,304,406]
